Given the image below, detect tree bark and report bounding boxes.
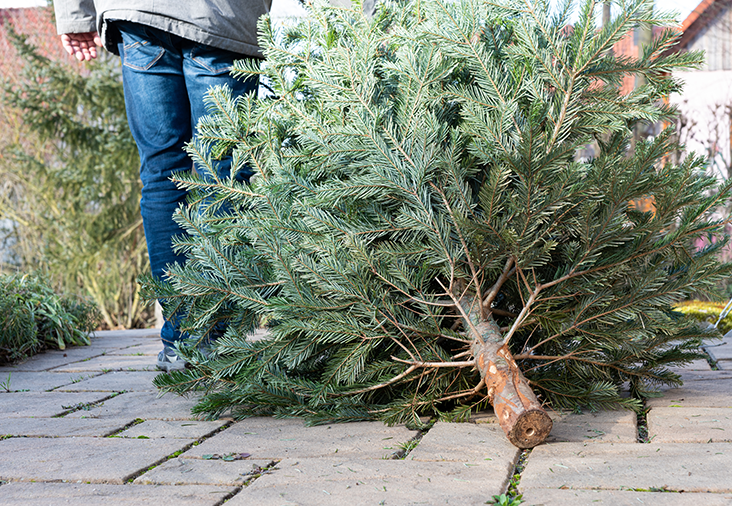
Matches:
[468,314,552,448]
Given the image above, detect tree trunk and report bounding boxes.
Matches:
[468,314,552,448]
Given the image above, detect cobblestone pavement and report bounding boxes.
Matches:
[1,330,731,505]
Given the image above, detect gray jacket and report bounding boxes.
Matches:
[54,0,271,58]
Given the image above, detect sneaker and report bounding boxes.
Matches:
[156,346,188,372]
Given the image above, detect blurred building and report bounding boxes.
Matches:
[667,0,732,182]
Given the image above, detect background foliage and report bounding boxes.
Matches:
[0,11,153,330]
[0,273,100,363]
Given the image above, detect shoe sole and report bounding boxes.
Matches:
[156,360,188,372]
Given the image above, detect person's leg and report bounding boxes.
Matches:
[178,44,259,342]
[117,21,258,365]
[115,21,191,366]
[182,43,259,184]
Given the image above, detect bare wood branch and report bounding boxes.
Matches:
[483,257,515,310]
[433,378,486,403]
[341,365,419,395]
[391,356,476,368]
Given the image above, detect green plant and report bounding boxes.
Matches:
[487,494,523,506]
[0,273,101,363]
[0,373,11,392]
[0,14,152,330]
[148,0,729,439]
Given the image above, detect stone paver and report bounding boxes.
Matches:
[520,442,732,493]
[3,391,114,418]
[408,421,519,462]
[184,418,417,460]
[648,407,732,442]
[520,488,732,505]
[674,369,732,381]
[64,391,202,420]
[0,347,111,372]
[646,377,732,408]
[234,458,509,506]
[55,371,160,392]
[0,371,101,392]
[52,354,156,372]
[0,417,130,437]
[134,457,275,486]
[706,342,732,361]
[91,329,161,339]
[118,419,228,439]
[0,482,234,506]
[546,410,637,443]
[718,360,732,370]
[0,437,194,484]
[106,340,162,356]
[3,330,732,505]
[669,358,712,371]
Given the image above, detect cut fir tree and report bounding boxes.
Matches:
[146,0,732,448]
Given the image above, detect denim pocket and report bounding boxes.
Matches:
[190,45,238,75]
[121,31,165,71]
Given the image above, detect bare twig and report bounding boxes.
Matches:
[341,365,419,395]
[392,356,476,368]
[483,257,515,310]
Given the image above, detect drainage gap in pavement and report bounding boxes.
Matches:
[52,391,125,418]
[239,460,280,486]
[389,417,436,460]
[212,486,243,506]
[215,460,281,505]
[123,420,234,483]
[637,403,651,443]
[488,448,531,505]
[702,342,724,371]
[104,418,146,437]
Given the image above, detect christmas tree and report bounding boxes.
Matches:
[148,0,732,448]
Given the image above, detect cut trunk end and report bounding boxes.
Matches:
[505,408,552,448]
[471,327,552,448]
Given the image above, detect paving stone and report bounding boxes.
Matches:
[91,329,160,339]
[407,422,519,463]
[707,343,732,361]
[545,410,637,443]
[55,371,160,392]
[0,347,109,372]
[646,377,732,408]
[107,341,162,356]
[0,482,234,506]
[0,417,130,437]
[648,407,732,442]
[669,358,712,371]
[520,488,732,505]
[0,436,194,484]
[520,442,732,492]
[64,391,202,420]
[718,360,732,370]
[260,456,510,486]
[674,369,732,381]
[118,419,228,439]
[232,458,509,506]
[183,418,417,460]
[0,371,101,392]
[134,457,275,486]
[52,354,156,372]
[2,391,114,418]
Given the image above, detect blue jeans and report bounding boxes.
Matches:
[116,21,258,346]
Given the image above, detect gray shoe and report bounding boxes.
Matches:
[156,346,187,372]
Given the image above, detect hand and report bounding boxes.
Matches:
[60,32,102,61]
